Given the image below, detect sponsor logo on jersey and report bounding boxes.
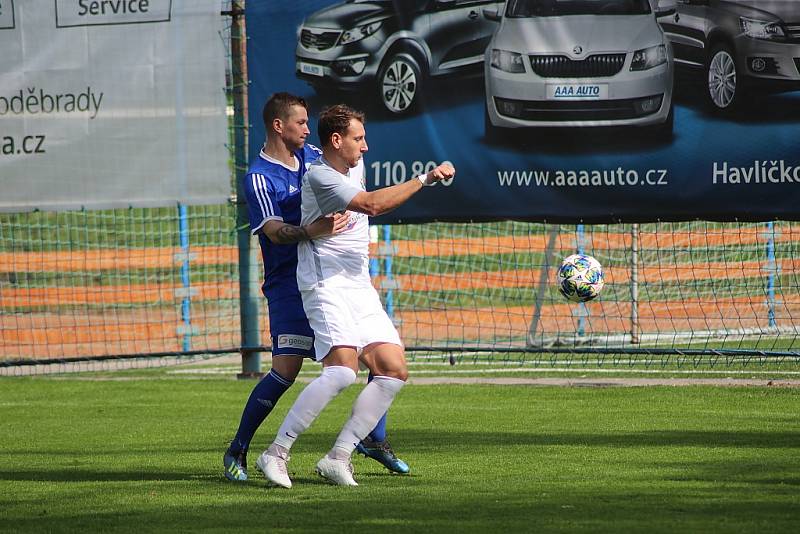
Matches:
[345,212,363,231]
[288,184,298,194]
[277,334,313,350]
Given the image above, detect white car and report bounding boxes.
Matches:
[484,0,677,140]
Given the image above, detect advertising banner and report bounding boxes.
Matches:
[0,0,229,212]
[247,0,800,224]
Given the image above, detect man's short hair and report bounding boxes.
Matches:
[263,92,308,131]
[318,104,366,147]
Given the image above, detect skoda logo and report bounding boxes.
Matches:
[573,45,583,55]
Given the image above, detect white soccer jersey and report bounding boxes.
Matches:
[297,157,371,290]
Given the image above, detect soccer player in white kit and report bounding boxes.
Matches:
[256,104,455,487]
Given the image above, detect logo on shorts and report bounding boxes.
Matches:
[277,334,313,350]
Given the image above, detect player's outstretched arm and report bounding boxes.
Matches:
[347,163,455,217]
[262,212,349,244]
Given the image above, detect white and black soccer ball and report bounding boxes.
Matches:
[556,254,605,303]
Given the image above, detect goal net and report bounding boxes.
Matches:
[373,220,800,361]
[2,213,799,369]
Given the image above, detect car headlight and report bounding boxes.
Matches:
[740,17,786,41]
[339,21,382,45]
[630,44,667,71]
[490,49,525,73]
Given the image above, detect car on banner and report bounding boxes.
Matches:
[483,0,677,141]
[657,0,800,113]
[295,0,504,115]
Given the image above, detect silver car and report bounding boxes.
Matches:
[295,0,504,115]
[658,0,800,112]
[484,0,677,140]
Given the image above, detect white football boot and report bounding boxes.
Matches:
[256,445,292,489]
[315,454,358,486]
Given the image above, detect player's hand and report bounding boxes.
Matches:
[423,163,456,185]
[306,212,350,238]
[329,211,350,234]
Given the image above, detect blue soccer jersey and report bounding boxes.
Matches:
[243,144,322,302]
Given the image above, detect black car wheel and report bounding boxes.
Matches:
[706,44,741,111]
[377,53,422,115]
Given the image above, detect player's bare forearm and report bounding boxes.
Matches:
[348,163,455,217]
[348,178,423,217]
[274,224,310,244]
[263,221,310,244]
[263,213,348,244]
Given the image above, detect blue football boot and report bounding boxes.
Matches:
[355,437,409,474]
[223,448,248,482]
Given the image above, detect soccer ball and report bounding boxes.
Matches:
[557,254,605,303]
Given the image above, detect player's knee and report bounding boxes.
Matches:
[392,368,409,382]
[322,365,357,391]
[271,356,304,381]
[381,363,408,382]
[389,350,408,381]
[365,344,408,381]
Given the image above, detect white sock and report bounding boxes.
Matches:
[272,365,356,450]
[331,375,405,456]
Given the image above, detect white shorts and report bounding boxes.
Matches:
[300,284,402,361]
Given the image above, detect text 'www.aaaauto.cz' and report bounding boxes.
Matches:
[496,168,669,187]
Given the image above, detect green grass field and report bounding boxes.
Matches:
[1,371,799,533]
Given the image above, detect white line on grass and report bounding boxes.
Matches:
[165,365,800,377]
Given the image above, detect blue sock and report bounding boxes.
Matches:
[229,369,293,453]
[367,373,388,443]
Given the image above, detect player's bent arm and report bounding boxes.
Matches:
[347,163,456,217]
[262,214,347,244]
[262,220,310,244]
[347,177,423,217]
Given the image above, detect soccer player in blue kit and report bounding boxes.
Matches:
[223,92,409,482]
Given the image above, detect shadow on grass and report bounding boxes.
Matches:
[401,429,800,450]
[4,476,799,533]
[2,429,797,485]
[0,470,198,483]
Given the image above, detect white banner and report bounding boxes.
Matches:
[0,0,229,212]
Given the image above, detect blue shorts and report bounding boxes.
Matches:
[267,292,316,359]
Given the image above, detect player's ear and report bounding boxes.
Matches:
[331,132,342,149]
[272,118,282,134]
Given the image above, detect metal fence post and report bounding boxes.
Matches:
[576,224,587,337]
[630,224,640,344]
[766,221,777,329]
[383,225,394,320]
[230,1,261,378]
[178,203,192,352]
